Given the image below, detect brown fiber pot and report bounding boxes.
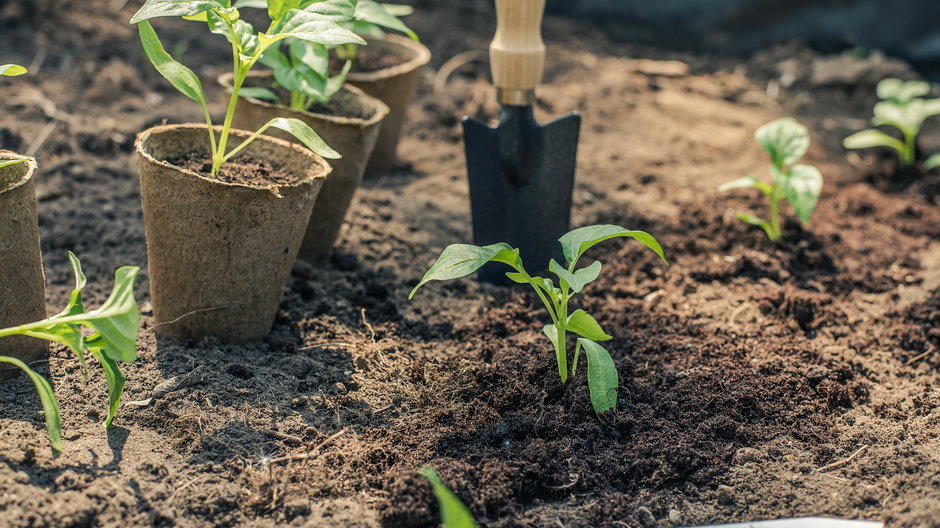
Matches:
[347,34,431,176]
[0,152,47,379]
[221,72,389,265]
[136,125,330,343]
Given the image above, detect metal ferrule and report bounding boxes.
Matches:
[497,88,536,106]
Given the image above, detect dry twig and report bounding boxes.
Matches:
[817,444,869,472]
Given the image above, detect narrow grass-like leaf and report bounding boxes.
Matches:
[0,356,62,453]
[0,158,29,169]
[88,346,126,429]
[579,339,618,414]
[420,467,478,528]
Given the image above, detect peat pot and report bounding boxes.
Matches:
[347,34,431,176]
[222,72,389,264]
[0,152,47,379]
[136,125,330,343]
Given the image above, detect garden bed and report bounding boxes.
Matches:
[1,1,938,527]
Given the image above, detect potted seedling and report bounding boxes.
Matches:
[131,0,367,342]
[720,118,823,243]
[0,64,47,377]
[219,2,390,264]
[340,1,430,175]
[844,78,940,175]
[0,253,141,453]
[410,225,667,415]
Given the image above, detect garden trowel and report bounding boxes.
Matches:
[463,0,581,284]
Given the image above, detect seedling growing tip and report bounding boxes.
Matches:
[130,0,369,176]
[409,225,667,415]
[720,118,823,242]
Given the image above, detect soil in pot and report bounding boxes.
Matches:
[136,124,330,343]
[224,72,389,265]
[0,153,46,379]
[340,35,431,176]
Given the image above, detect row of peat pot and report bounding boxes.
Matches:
[1,35,430,375]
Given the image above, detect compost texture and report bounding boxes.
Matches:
[0,1,938,527]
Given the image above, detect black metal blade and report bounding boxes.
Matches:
[464,107,581,284]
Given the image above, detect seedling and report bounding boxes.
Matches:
[0,64,31,170]
[421,467,478,528]
[409,225,667,415]
[844,78,940,167]
[720,118,823,242]
[131,0,369,176]
[235,0,417,111]
[0,253,141,452]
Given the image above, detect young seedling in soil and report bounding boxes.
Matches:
[130,0,369,176]
[234,0,417,111]
[0,253,141,452]
[409,225,667,415]
[421,467,478,528]
[0,64,30,170]
[843,77,940,168]
[720,118,823,242]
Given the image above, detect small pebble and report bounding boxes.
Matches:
[717,484,735,505]
[637,506,656,527]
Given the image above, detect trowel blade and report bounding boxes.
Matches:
[463,108,581,284]
[690,517,883,528]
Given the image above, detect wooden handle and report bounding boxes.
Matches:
[490,0,546,105]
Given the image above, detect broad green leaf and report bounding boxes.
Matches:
[843,128,904,153]
[234,0,266,7]
[382,3,414,17]
[505,272,529,284]
[559,224,667,268]
[302,0,356,21]
[542,324,559,351]
[871,99,940,136]
[877,78,930,104]
[238,86,281,102]
[49,252,89,376]
[925,153,940,170]
[548,259,601,293]
[130,0,227,23]
[781,164,823,224]
[579,339,618,414]
[420,467,478,528]
[138,21,208,106]
[755,117,810,168]
[273,9,367,47]
[0,158,29,170]
[268,0,301,20]
[291,39,329,74]
[354,0,417,40]
[0,64,27,77]
[0,356,62,453]
[206,10,258,55]
[273,56,326,95]
[324,59,352,99]
[566,310,611,341]
[88,347,126,429]
[265,117,339,158]
[409,243,517,299]
[718,174,772,195]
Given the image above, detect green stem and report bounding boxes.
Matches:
[902,132,916,167]
[768,187,782,242]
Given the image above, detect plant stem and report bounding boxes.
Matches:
[768,188,782,242]
[902,132,916,167]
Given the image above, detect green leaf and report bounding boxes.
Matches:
[548,259,601,293]
[234,0,266,7]
[273,9,367,47]
[324,59,352,99]
[925,153,940,170]
[264,117,339,158]
[718,174,772,195]
[206,10,258,55]
[877,78,930,104]
[130,0,227,23]
[49,252,90,376]
[579,339,618,414]
[559,224,667,268]
[780,164,823,224]
[736,212,768,227]
[137,21,208,106]
[420,467,478,528]
[0,158,29,170]
[65,266,142,363]
[755,117,810,168]
[88,347,126,429]
[354,0,417,40]
[302,0,356,21]
[238,86,282,102]
[409,243,518,299]
[843,128,905,153]
[567,310,611,341]
[0,64,27,77]
[505,272,529,284]
[267,0,301,20]
[542,324,559,351]
[0,356,63,453]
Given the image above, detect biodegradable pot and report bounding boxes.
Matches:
[136,125,330,343]
[0,152,47,379]
[346,34,431,176]
[221,72,389,264]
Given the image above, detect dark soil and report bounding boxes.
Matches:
[1,1,939,527]
[334,45,410,74]
[168,152,301,187]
